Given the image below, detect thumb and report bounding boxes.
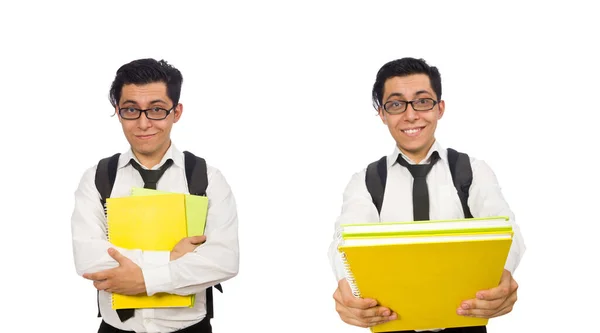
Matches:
[108,248,125,264]
[189,235,207,245]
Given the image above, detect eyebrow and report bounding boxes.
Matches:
[121,99,169,106]
[385,90,433,101]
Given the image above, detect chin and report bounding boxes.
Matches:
[133,146,157,156]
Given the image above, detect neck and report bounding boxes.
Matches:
[133,140,171,169]
[399,139,436,164]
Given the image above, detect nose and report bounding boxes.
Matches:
[136,111,153,129]
[404,104,419,122]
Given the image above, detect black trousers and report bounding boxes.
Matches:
[391,326,486,333]
[98,317,211,333]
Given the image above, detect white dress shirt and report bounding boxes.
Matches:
[327,140,525,331]
[71,143,239,333]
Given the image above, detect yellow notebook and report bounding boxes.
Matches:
[338,217,513,332]
[106,190,208,310]
[130,187,208,237]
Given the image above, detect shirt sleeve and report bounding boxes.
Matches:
[142,167,240,296]
[468,159,526,274]
[71,166,150,276]
[327,170,380,282]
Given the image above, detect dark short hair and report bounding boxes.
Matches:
[109,58,183,107]
[371,57,442,110]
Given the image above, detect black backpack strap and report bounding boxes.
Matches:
[95,153,121,212]
[93,153,120,318]
[184,151,208,196]
[183,151,223,319]
[365,156,388,216]
[447,148,473,218]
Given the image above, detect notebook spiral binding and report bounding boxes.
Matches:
[104,203,110,240]
[340,251,361,298]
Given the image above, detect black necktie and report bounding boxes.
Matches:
[115,158,174,322]
[397,152,440,221]
[130,158,174,189]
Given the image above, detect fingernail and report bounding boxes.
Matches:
[390,313,398,320]
[457,309,466,315]
[382,310,390,316]
[476,293,484,299]
[461,303,470,310]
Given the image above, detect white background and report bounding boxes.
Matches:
[1,1,598,332]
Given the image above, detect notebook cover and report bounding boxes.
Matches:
[106,194,193,309]
[338,236,512,332]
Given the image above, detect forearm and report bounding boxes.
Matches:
[142,237,239,296]
[73,238,171,276]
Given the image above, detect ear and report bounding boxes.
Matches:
[437,100,445,120]
[115,106,122,123]
[173,103,183,123]
[378,107,387,125]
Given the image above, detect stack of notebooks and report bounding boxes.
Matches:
[105,188,209,310]
[337,216,513,332]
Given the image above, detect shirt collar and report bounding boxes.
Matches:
[118,142,184,170]
[387,140,448,169]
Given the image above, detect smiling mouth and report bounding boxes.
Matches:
[136,134,156,139]
[402,127,424,137]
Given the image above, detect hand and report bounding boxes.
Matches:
[83,248,146,295]
[457,269,519,318]
[170,235,207,261]
[333,278,397,328]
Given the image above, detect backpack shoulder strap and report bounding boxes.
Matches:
[182,151,222,320]
[93,152,120,318]
[446,148,473,218]
[183,151,208,196]
[365,156,388,216]
[94,153,121,213]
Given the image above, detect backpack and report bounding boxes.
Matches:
[365,148,474,218]
[94,150,223,319]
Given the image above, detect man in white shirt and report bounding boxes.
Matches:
[71,58,239,333]
[328,57,525,333]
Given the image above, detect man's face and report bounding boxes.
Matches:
[378,74,445,162]
[116,82,182,161]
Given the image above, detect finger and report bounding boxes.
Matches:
[459,297,504,312]
[108,248,128,264]
[354,305,395,319]
[475,270,514,301]
[93,280,109,291]
[337,279,378,310]
[338,310,393,328]
[458,301,513,318]
[188,235,207,245]
[459,288,517,318]
[83,271,107,281]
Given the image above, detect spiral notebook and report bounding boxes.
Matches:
[337,216,513,332]
[106,189,208,310]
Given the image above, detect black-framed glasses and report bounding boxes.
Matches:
[383,98,438,114]
[118,106,174,120]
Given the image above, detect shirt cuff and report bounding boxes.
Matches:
[504,252,518,275]
[142,264,173,296]
[142,250,170,267]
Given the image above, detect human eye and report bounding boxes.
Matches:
[123,107,138,113]
[386,100,406,111]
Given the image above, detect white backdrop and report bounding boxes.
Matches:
[1,1,598,332]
